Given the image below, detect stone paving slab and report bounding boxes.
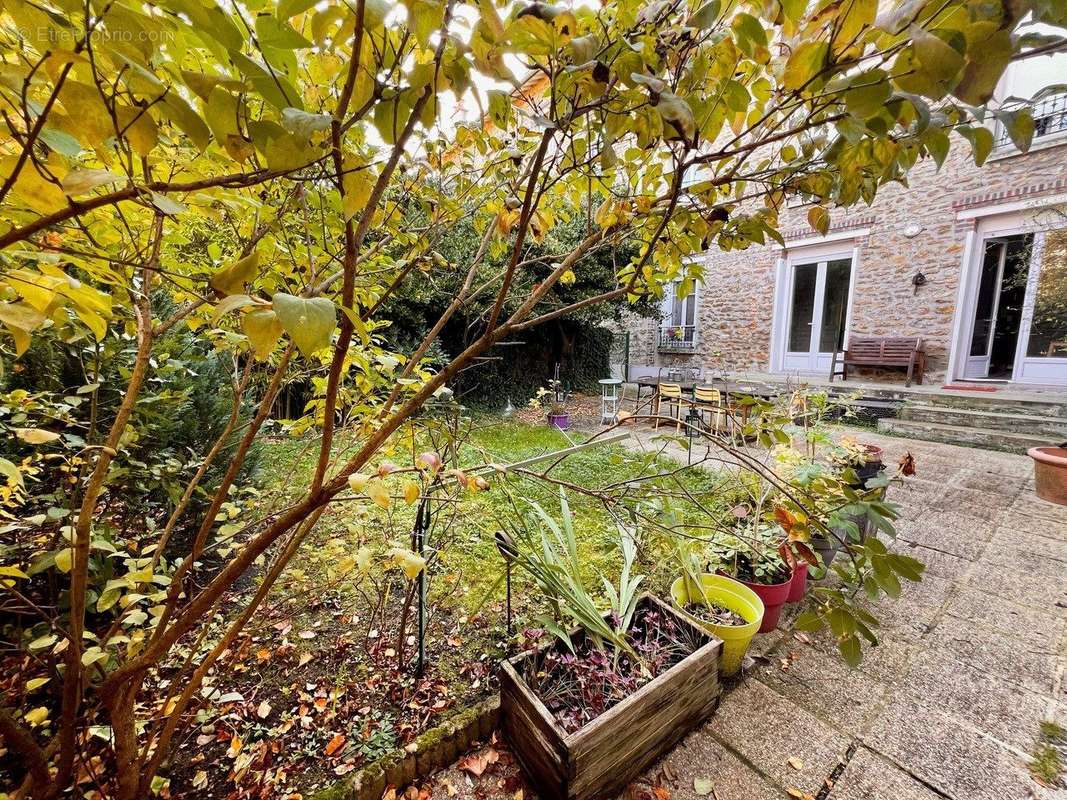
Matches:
[706,680,852,797]
[926,611,1059,695]
[863,695,1040,800]
[751,641,892,737]
[827,747,945,800]
[964,561,1067,608]
[895,648,1049,752]
[941,584,1066,648]
[649,731,782,800]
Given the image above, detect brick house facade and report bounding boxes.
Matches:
[618,135,1067,388]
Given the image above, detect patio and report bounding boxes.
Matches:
[422,428,1067,800]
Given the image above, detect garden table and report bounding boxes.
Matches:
[632,378,780,435]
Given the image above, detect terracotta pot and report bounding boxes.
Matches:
[547,412,569,431]
[735,572,792,633]
[786,562,808,603]
[1029,446,1067,506]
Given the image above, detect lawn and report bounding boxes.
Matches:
[163,417,741,798]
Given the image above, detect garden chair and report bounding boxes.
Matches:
[689,386,727,434]
[654,382,685,431]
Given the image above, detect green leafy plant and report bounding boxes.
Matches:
[511,490,642,661]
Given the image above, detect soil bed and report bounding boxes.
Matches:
[519,605,704,734]
[682,601,747,626]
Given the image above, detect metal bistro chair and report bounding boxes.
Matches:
[690,386,727,434]
[654,382,685,431]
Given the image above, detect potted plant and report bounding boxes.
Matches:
[531,376,571,430]
[827,436,885,488]
[1029,445,1067,505]
[711,523,794,633]
[499,494,724,800]
[669,541,763,676]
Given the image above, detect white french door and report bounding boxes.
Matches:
[953,216,1067,386]
[781,255,855,373]
[963,239,1010,379]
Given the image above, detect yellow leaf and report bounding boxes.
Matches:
[117,105,159,156]
[355,546,372,570]
[272,292,336,357]
[389,547,426,579]
[0,301,47,333]
[211,251,260,296]
[367,481,390,509]
[16,428,60,444]
[403,481,420,505]
[59,81,113,145]
[241,309,283,360]
[24,706,49,726]
[559,270,576,286]
[342,161,375,220]
[55,548,73,573]
[348,473,370,492]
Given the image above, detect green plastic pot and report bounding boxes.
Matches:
[670,574,764,676]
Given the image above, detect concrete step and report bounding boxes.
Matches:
[898,403,1067,435]
[910,392,1067,419]
[876,418,1062,453]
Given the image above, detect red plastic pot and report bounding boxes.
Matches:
[736,573,792,633]
[786,562,808,603]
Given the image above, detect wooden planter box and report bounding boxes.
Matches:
[499,594,723,800]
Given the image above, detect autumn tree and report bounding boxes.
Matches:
[0,0,1063,795]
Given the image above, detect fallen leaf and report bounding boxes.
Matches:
[458,748,499,777]
[257,701,272,719]
[652,787,670,800]
[299,652,313,667]
[693,777,714,796]
[788,756,804,771]
[227,735,243,758]
[256,648,271,661]
[325,733,346,756]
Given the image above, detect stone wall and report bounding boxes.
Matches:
[616,140,1067,385]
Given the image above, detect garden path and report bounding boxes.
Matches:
[424,429,1067,800]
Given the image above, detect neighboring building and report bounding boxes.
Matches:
[621,45,1067,389]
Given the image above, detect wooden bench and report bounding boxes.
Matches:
[831,336,926,386]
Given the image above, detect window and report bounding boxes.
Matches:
[993,22,1067,151]
[1026,227,1067,359]
[658,282,698,349]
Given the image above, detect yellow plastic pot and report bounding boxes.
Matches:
[670,574,764,676]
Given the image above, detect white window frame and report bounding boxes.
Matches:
[770,240,860,374]
[658,280,700,350]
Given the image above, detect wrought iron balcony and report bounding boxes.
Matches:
[995,90,1067,149]
[658,324,698,350]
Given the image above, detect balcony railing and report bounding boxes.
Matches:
[659,324,697,350]
[995,91,1067,149]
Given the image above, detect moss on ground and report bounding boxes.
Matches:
[1031,721,1065,786]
